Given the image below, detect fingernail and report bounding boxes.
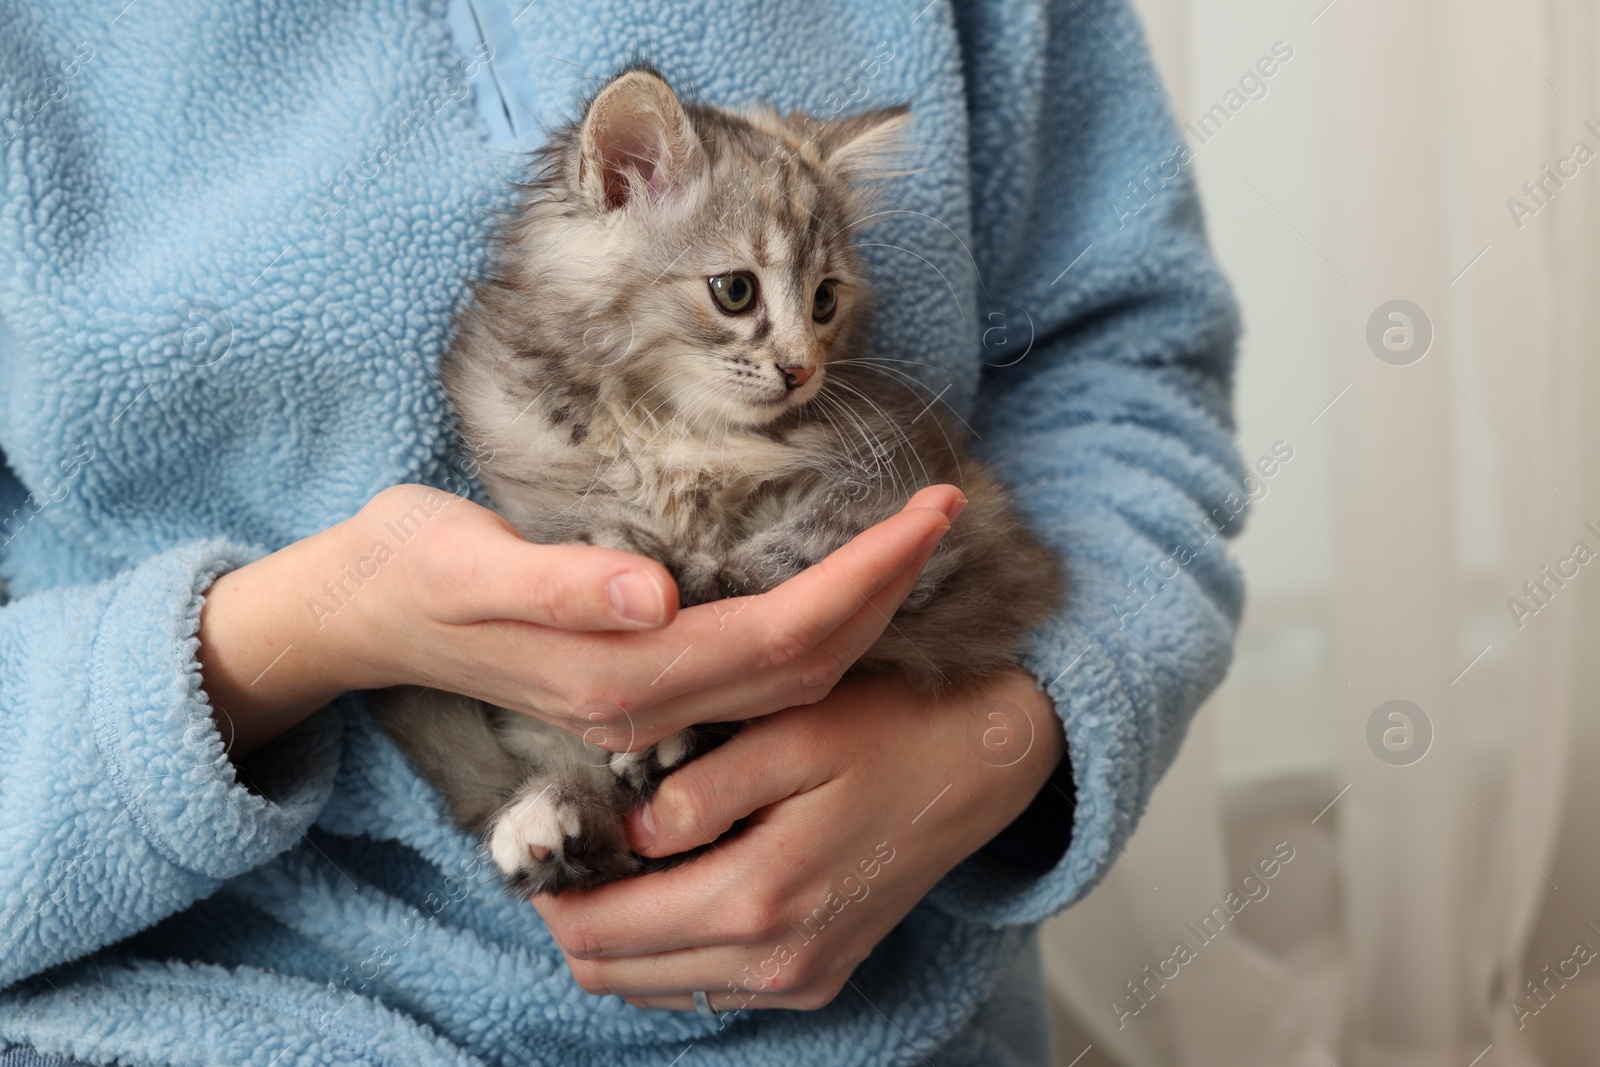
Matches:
[945,493,968,521]
[918,521,952,555]
[608,572,667,626]
[626,803,657,849]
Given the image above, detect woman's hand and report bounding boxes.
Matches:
[531,667,1065,1012]
[198,483,964,756]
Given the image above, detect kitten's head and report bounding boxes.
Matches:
[508,66,910,430]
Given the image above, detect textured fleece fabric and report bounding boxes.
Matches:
[0,0,1245,1063]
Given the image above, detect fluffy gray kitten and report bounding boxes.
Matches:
[374,67,1063,896]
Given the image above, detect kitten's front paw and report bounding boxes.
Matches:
[607,731,694,793]
[487,781,637,895]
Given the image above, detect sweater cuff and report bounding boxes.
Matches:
[926,617,1153,927]
[90,538,342,881]
[977,745,1076,875]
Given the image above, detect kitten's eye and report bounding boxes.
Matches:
[708,272,758,314]
[812,279,838,323]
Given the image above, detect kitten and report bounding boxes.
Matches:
[373,66,1063,896]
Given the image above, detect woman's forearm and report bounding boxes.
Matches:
[196,515,367,757]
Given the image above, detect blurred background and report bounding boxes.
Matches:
[1038,1,1598,1064]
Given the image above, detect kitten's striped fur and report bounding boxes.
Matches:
[374,67,1063,895]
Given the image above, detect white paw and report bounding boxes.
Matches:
[606,748,651,789]
[655,731,690,769]
[488,785,581,877]
[607,731,693,789]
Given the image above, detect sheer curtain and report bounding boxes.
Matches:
[1038,2,1596,1064]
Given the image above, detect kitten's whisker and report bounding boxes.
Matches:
[705,389,758,483]
[823,376,918,461]
[854,242,965,322]
[832,361,947,415]
[854,257,920,307]
[652,381,718,461]
[616,365,699,434]
[696,387,739,465]
[667,381,725,460]
[835,208,993,301]
[595,368,699,458]
[806,396,864,487]
[835,354,951,376]
[637,372,708,443]
[659,378,752,491]
[701,394,745,482]
[808,397,869,494]
[834,359,980,443]
[810,391,879,475]
[812,388,918,504]
[825,377,944,497]
[804,397,869,504]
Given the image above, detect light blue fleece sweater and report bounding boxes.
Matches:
[0,1,1245,1063]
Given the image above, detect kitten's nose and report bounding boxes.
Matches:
[779,363,815,390]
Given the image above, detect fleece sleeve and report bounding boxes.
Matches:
[0,531,342,988]
[926,0,1247,925]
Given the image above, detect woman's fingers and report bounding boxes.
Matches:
[798,507,961,680]
[542,794,867,1000]
[620,489,962,701]
[533,845,753,960]
[561,943,754,999]
[450,540,680,632]
[626,718,834,858]
[368,488,683,633]
[623,991,743,1013]
[899,483,967,518]
[439,485,962,739]
[619,521,958,735]
[753,487,963,659]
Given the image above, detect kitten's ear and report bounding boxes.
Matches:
[813,105,913,183]
[578,69,700,211]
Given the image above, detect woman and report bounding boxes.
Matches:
[0,0,1244,1063]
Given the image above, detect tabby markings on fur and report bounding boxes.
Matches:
[373,66,1064,895]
